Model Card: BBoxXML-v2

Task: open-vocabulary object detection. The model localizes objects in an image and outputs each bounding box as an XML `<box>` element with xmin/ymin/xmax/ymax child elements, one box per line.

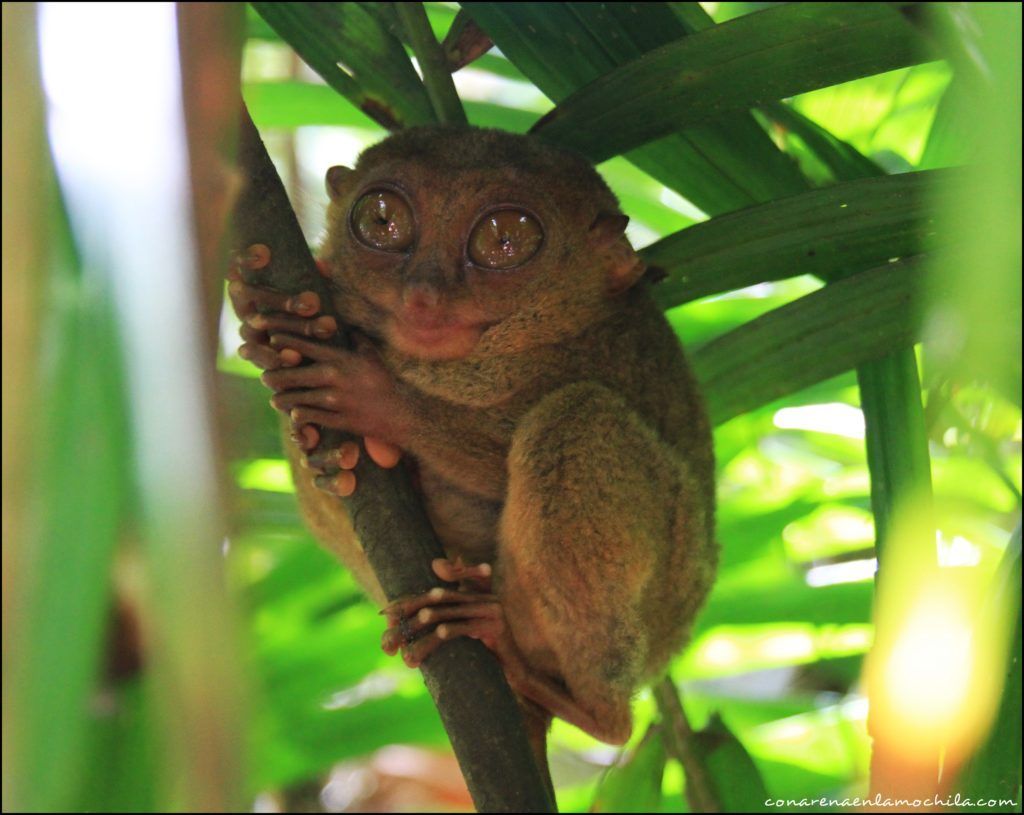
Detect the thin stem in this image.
<box><xmin>654</xmin><ymin>676</ymin><xmax>721</xmax><ymax>813</ymax></box>
<box><xmin>396</xmin><ymin>2</ymin><xmax>468</xmax><ymax>125</ymax></box>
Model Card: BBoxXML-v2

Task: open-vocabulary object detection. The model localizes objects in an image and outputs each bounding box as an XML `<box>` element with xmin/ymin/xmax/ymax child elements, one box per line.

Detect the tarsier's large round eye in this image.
<box><xmin>351</xmin><ymin>190</ymin><xmax>415</xmax><ymax>252</ymax></box>
<box><xmin>468</xmin><ymin>209</ymin><xmax>543</xmax><ymax>270</ymax></box>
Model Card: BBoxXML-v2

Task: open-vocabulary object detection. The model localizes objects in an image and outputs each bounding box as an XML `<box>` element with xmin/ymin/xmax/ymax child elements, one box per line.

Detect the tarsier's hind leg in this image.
<box><xmin>498</xmin><ymin>383</ymin><xmax>708</xmax><ymax>745</ymax></box>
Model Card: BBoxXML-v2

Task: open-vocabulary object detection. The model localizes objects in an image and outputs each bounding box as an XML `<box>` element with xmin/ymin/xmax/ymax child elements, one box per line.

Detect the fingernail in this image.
<box><xmin>313</xmin><ymin>316</ymin><xmax>337</xmax><ymax>339</ymax></box>
<box><xmin>244</xmin><ymin>243</ymin><xmax>271</xmax><ymax>269</ymax></box>
<box><xmin>298</xmin><ymin>426</ymin><xmax>318</xmax><ymax>451</ymax></box>
<box><xmin>250</xmin><ymin>314</ymin><xmax>268</xmax><ymax>329</ymax></box>
<box><xmin>290</xmin><ymin>292</ymin><xmax>319</xmax><ymax>315</ymax></box>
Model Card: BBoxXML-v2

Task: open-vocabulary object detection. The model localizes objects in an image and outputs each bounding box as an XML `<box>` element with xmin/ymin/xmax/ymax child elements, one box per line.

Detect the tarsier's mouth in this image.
<box><xmin>387</xmin><ymin>314</ymin><xmax>493</xmax><ymax>360</ymax></box>
<box><xmin>342</xmin><ymin>287</ymin><xmax>496</xmax><ymax>361</ymax></box>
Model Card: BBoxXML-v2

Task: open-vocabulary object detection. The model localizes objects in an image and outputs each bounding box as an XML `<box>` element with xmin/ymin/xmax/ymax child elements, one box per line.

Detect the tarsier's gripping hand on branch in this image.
<box><xmin>228</xmin><ymin>262</ymin><xmax>403</xmax><ymax>495</ymax></box>
<box><xmin>228</xmin><ymin>126</ymin><xmax>717</xmax><ymax>751</ymax></box>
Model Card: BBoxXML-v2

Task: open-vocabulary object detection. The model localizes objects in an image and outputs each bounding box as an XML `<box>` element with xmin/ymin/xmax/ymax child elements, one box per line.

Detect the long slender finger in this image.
<box><xmin>289</xmin><ymin>406</ymin><xmax>350</xmax><ymax>430</ymax></box>
<box><xmin>248</xmin><ymin>313</ymin><xmax>337</xmax><ymax>340</ymax></box>
<box><xmin>239</xmin><ymin>322</ymin><xmax>266</xmax><ymax>345</ymax></box>
<box><xmin>238</xmin><ymin>341</ymin><xmax>282</xmax><ymax>371</ymax></box>
<box><xmin>271</xmin><ymin>387</ymin><xmax>346</xmax><ymax>414</ymax></box>
<box><xmin>306</xmin><ymin>441</ymin><xmax>360</xmax><ymax>473</ymax></box>
<box><xmin>262</xmin><ymin>361</ymin><xmax>341</xmax><ymax>392</ymax></box>
<box><xmin>270</xmin><ymin>332</ymin><xmax>351</xmax><ymax>362</ymax></box>
<box><xmin>400</xmin><ymin>630</ymin><xmax>445</xmax><ymax>666</ymax></box>
<box><xmin>240</xmin><ymin>322</ymin><xmax>300</xmax><ymax>369</ymax></box>
<box><xmin>395</xmin><ymin>600</ymin><xmax>503</xmax><ymax>645</ymax></box>
<box><xmin>240</xmin><ymin>324</ymin><xmax>301</xmax><ymax>369</ymax></box>
<box><xmin>229</xmin><ymin>278</ymin><xmax>319</xmax><ymax>319</ymax></box>
<box><xmin>381</xmin><ymin>600</ymin><xmax>502</xmax><ymax>653</ymax></box>
<box><xmin>382</xmin><ymin>588</ymin><xmax>498</xmax><ymax>621</ymax></box>
<box><xmin>401</xmin><ymin>617</ymin><xmax>505</xmax><ymax>667</ymax></box>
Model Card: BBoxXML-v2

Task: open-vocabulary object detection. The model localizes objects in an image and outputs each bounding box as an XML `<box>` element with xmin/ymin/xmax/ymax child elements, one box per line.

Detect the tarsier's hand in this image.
<box><xmin>261</xmin><ymin>332</ymin><xmax>409</xmax><ymax>494</ymax></box>
<box><xmin>227</xmin><ymin>248</ymin><xmax>403</xmax><ymax>495</ymax></box>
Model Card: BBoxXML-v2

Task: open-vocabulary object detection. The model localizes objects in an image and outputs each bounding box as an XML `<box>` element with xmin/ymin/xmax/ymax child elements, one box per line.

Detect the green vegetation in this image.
<box><xmin>4</xmin><ymin>3</ymin><xmax>1020</xmax><ymax>812</ymax></box>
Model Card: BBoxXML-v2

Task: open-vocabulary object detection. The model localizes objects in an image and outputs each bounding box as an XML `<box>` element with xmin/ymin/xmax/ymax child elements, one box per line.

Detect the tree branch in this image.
<box><xmin>230</xmin><ymin>105</ymin><xmax>553</xmax><ymax>813</ymax></box>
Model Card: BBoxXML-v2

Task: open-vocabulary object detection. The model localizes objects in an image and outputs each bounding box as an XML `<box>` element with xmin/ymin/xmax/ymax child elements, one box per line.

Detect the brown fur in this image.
<box><xmin>295</xmin><ymin>126</ymin><xmax>716</xmax><ymax>744</ymax></box>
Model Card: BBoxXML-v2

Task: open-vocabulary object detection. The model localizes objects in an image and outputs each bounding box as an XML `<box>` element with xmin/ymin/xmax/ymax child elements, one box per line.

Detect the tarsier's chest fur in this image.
<box><xmin>393</xmin><ymin>287</ymin><xmax>715</xmax><ymax>573</ymax></box>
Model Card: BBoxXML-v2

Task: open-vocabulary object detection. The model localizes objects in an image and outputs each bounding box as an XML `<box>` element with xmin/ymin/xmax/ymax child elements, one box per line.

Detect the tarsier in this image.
<box><xmin>229</xmin><ymin>126</ymin><xmax>716</xmax><ymax>772</ymax></box>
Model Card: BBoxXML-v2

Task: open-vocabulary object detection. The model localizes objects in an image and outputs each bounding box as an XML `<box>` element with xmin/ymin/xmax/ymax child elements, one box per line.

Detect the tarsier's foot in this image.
<box><xmin>382</xmin><ymin>560</ymin><xmax>619</xmax><ymax>740</ymax></box>
<box><xmin>381</xmin><ymin>558</ymin><xmax>499</xmax><ymax>666</ymax></box>
<box><xmin>382</xmin><ymin>585</ymin><xmax>504</xmax><ymax>667</ymax></box>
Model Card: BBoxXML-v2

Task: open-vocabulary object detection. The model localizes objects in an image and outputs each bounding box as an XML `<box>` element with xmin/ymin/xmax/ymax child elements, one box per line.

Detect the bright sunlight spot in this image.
<box><xmin>236</xmin><ymin>459</ymin><xmax>295</xmax><ymax>493</ymax></box>
<box><xmin>805</xmin><ymin>558</ymin><xmax>878</xmax><ymax>587</ymax></box>
<box><xmin>774</xmin><ymin>403</ymin><xmax>866</xmax><ymax>439</ymax></box>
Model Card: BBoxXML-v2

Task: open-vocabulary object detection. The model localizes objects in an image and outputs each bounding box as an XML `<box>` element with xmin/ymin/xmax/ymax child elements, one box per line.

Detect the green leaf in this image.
<box><xmin>857</xmin><ymin>350</ymin><xmax>934</xmax><ymax>551</ymax></box>
<box><xmin>759</xmin><ymin>67</ymin><xmax>937</xmax><ymax>566</ymax></box>
<box><xmin>917</xmin><ymin>78</ymin><xmax>972</xmax><ymax>169</ymax></box>
<box><xmin>10</xmin><ymin>179</ymin><xmax>131</xmax><ymax>811</ymax></box>
<box><xmin>590</xmin><ymin>725</ymin><xmax>667</xmax><ymax>813</ymax></box>
<box><xmin>762</xmin><ymin>101</ymin><xmax>885</xmax><ymax>182</ymax></box>
<box><xmin>693</xmin><ymin>257</ymin><xmax>927</xmax><ymax>426</ymax></box>
<box><xmin>696</xmin><ymin>572</ymin><xmax>873</xmax><ymax>635</ymax></box>
<box><xmin>252</xmin><ymin>2</ymin><xmax>436</xmax><ymax>129</ymax></box>
<box><xmin>531</xmin><ymin>3</ymin><xmax>940</xmax><ymax>163</ymax></box>
<box><xmin>788</xmin><ymin>62</ymin><xmax>952</xmax><ymax>170</ymax></box>
<box><xmin>243</xmin><ymin>80</ymin><xmax>538</xmax><ymax>133</ymax></box>
<box><xmin>696</xmin><ymin>714</ymin><xmax>771</xmax><ymax>812</ymax></box>
<box><xmin>463</xmin><ymin>2</ymin><xmax>809</xmax><ymax>215</ymax></box>
<box><xmin>644</xmin><ymin>170</ymin><xmax>950</xmax><ymax>307</ymax></box>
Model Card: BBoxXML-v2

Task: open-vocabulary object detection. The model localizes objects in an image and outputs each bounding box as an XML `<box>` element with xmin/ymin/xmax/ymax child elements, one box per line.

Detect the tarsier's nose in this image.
<box><xmin>401</xmin><ymin>279</ymin><xmax>443</xmax><ymax>320</ymax></box>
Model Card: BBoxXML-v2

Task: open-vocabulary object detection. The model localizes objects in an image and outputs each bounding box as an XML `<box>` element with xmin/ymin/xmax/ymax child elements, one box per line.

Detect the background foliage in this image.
<box><xmin>3</xmin><ymin>2</ymin><xmax>1020</xmax><ymax>812</ymax></box>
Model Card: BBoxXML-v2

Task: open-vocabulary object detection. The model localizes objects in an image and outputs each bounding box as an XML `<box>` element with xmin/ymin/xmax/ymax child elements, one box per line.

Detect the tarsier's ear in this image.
<box><xmin>325</xmin><ymin>165</ymin><xmax>355</xmax><ymax>202</ymax></box>
<box><xmin>589</xmin><ymin>212</ymin><xmax>646</xmax><ymax>295</ymax></box>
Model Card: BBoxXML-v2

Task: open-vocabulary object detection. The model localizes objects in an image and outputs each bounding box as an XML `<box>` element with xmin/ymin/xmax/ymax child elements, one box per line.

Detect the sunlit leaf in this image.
<box><xmin>252</xmin><ymin>3</ymin><xmax>436</xmax><ymax>129</ymax></box>
<box><xmin>464</xmin><ymin>2</ymin><xmax>809</xmax><ymax>215</ymax></box>
<box><xmin>645</xmin><ymin>170</ymin><xmax>950</xmax><ymax>307</ymax></box>
<box><xmin>697</xmin><ymin>715</ymin><xmax>770</xmax><ymax>812</ymax></box>
<box><xmin>532</xmin><ymin>4</ymin><xmax>939</xmax><ymax>163</ymax></box>
<box><xmin>694</xmin><ymin>258</ymin><xmax>927</xmax><ymax>425</ymax></box>
<box><xmin>590</xmin><ymin>725</ymin><xmax>666</xmax><ymax>813</ymax></box>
